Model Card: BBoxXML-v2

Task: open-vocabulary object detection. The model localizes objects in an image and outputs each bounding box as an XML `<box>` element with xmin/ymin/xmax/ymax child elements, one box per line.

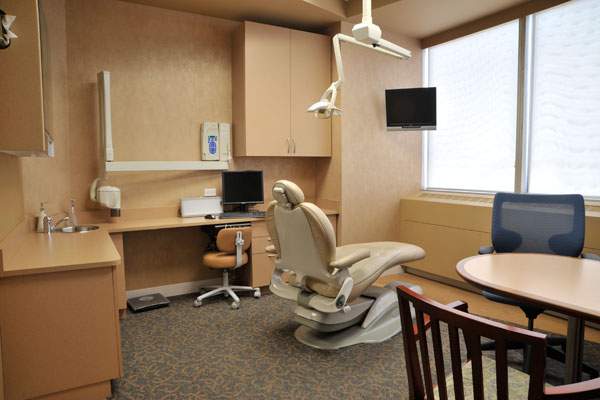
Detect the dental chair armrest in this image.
<box><xmin>306</xmin><ymin>276</ymin><xmax>354</xmax><ymax>313</ymax></box>
<box><xmin>329</xmin><ymin>248</ymin><xmax>370</xmax><ymax>270</ymax></box>
<box><xmin>265</xmin><ymin>244</ymin><xmax>277</xmax><ymax>255</ymax></box>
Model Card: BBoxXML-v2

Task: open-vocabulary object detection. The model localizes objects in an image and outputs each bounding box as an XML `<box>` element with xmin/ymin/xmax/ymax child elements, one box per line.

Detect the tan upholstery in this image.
<box><xmin>273</xmin><ymin>180</ymin><xmax>304</xmax><ymax>206</ymax></box>
<box><xmin>203</xmin><ymin>227</ymin><xmax>251</xmax><ymax>269</ymax></box>
<box><xmin>267</xmin><ymin>180</ymin><xmax>426</xmax><ymax>302</ymax></box>
<box><xmin>203</xmin><ymin>252</ymin><xmax>249</xmax><ymax>269</ymax></box>
<box><xmin>216</xmin><ymin>227</ymin><xmax>251</xmax><ymax>254</ymax></box>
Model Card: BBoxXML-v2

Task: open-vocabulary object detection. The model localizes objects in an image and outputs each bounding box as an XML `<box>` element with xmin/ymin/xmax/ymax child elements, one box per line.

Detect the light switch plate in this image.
<box><xmin>204</xmin><ymin>188</ymin><xmax>217</xmax><ymax>197</ymax></box>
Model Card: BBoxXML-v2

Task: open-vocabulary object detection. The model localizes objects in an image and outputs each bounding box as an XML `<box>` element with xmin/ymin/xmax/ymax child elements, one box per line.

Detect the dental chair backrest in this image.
<box><xmin>266</xmin><ymin>180</ymin><xmax>340</xmax><ymax>290</ymax></box>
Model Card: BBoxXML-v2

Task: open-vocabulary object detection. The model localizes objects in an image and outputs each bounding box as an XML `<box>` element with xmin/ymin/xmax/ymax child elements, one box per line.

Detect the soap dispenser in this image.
<box><xmin>36</xmin><ymin>202</ymin><xmax>47</xmax><ymax>232</ymax></box>
<box><xmin>68</xmin><ymin>199</ymin><xmax>78</xmax><ymax>227</ymax></box>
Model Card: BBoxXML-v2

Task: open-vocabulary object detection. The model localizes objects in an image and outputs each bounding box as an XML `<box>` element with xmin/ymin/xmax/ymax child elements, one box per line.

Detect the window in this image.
<box><xmin>528</xmin><ymin>0</ymin><xmax>600</xmax><ymax>196</ymax></box>
<box><xmin>425</xmin><ymin>21</ymin><xmax>519</xmax><ymax>192</ymax></box>
<box><xmin>423</xmin><ymin>0</ymin><xmax>600</xmax><ymax>198</ymax></box>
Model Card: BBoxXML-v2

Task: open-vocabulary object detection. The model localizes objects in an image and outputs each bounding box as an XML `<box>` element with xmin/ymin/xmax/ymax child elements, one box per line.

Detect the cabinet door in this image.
<box><xmin>244</xmin><ymin>22</ymin><xmax>291</xmax><ymax>156</ymax></box>
<box><xmin>0</xmin><ymin>0</ymin><xmax>46</xmax><ymax>153</ymax></box>
<box><xmin>290</xmin><ymin>30</ymin><xmax>331</xmax><ymax>157</ymax></box>
<box><xmin>0</xmin><ymin>268</ymin><xmax>120</xmax><ymax>399</ymax></box>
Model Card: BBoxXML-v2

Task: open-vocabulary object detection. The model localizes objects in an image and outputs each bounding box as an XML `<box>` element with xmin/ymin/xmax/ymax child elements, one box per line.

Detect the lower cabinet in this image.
<box><xmin>0</xmin><ymin>266</ymin><xmax>122</xmax><ymax>400</ymax></box>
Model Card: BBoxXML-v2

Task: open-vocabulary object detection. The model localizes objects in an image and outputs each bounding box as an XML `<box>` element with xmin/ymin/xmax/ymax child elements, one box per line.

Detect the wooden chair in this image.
<box><xmin>397</xmin><ymin>286</ymin><xmax>600</xmax><ymax>400</ymax></box>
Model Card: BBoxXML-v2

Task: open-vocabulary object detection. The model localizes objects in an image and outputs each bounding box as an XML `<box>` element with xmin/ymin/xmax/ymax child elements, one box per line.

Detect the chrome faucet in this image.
<box><xmin>44</xmin><ymin>213</ymin><xmax>70</xmax><ymax>234</ymax></box>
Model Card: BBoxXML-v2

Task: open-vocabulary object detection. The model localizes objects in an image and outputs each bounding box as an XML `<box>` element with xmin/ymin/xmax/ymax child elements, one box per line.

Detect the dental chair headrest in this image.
<box><xmin>273</xmin><ymin>180</ymin><xmax>305</xmax><ymax>207</ymax></box>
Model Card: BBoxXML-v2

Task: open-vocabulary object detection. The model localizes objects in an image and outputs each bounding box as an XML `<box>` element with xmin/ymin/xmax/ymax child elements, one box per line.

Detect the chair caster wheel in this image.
<box><xmin>231</xmin><ymin>302</ymin><xmax>239</xmax><ymax>310</ymax></box>
<box><xmin>223</xmin><ymin>292</ymin><xmax>229</xmax><ymax>298</ymax></box>
<box><xmin>193</xmin><ymin>300</ymin><xmax>202</xmax><ymax>307</ymax></box>
<box><xmin>254</xmin><ymin>290</ymin><xmax>261</xmax><ymax>298</ymax></box>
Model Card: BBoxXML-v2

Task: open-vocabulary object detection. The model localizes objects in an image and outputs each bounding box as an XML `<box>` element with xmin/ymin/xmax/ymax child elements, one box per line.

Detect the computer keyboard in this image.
<box><xmin>219</xmin><ymin>211</ymin><xmax>266</xmax><ymax>219</ymax></box>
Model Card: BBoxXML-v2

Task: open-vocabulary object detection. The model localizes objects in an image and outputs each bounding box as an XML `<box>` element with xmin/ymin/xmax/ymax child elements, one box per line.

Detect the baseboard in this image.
<box><xmin>381</xmin><ymin>265</ymin><xmax>405</xmax><ymax>277</ymax></box>
<box><xmin>126</xmin><ymin>278</ymin><xmax>222</xmax><ymax>299</ymax></box>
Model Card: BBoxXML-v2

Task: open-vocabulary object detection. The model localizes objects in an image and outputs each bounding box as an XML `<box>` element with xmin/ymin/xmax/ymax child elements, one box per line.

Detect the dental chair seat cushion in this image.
<box><xmin>288</xmin><ymin>242</ymin><xmax>425</xmax><ymax>301</ymax></box>
<box><xmin>203</xmin><ymin>252</ymin><xmax>248</xmax><ymax>269</ymax></box>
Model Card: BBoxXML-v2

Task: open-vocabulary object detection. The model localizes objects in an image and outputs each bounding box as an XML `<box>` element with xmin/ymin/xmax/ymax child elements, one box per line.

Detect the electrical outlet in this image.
<box><xmin>204</xmin><ymin>188</ymin><xmax>217</xmax><ymax>197</ymax></box>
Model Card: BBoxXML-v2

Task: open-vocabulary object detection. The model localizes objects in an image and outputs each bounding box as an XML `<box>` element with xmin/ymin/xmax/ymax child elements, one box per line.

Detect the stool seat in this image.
<box><xmin>203</xmin><ymin>252</ymin><xmax>249</xmax><ymax>269</ymax></box>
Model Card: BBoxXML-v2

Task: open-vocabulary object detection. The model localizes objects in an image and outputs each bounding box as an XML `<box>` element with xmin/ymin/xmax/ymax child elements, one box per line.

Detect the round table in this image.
<box><xmin>457</xmin><ymin>253</ymin><xmax>600</xmax><ymax>383</ymax></box>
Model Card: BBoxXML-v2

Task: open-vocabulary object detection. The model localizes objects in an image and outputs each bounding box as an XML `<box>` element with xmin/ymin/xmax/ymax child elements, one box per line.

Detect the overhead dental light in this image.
<box><xmin>307</xmin><ymin>0</ymin><xmax>411</xmax><ymax>119</ymax></box>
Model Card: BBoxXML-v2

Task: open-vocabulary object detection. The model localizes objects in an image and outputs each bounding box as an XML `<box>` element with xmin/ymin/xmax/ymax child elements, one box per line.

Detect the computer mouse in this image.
<box><xmin>205</xmin><ymin>214</ymin><xmax>216</xmax><ymax>220</ymax></box>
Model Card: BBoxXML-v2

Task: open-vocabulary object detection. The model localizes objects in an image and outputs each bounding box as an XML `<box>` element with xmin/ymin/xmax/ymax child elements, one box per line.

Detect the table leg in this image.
<box><xmin>565</xmin><ymin>316</ymin><xmax>585</xmax><ymax>384</ymax></box>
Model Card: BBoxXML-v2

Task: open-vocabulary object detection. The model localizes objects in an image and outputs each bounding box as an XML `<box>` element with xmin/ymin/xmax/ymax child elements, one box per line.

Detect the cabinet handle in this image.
<box><xmin>287</xmin><ymin>138</ymin><xmax>290</xmax><ymax>154</ymax></box>
<box><xmin>293</xmin><ymin>138</ymin><xmax>296</xmax><ymax>154</ymax></box>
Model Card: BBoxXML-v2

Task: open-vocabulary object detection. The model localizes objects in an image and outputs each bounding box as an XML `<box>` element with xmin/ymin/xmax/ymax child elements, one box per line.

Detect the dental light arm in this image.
<box><xmin>307</xmin><ymin>0</ymin><xmax>411</xmax><ymax>119</ymax></box>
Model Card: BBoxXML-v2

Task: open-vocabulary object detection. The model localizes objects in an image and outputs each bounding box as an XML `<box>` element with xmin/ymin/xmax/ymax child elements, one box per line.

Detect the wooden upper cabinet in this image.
<box><xmin>290</xmin><ymin>29</ymin><xmax>331</xmax><ymax>157</ymax></box>
<box><xmin>232</xmin><ymin>21</ymin><xmax>331</xmax><ymax>157</ymax></box>
<box><xmin>0</xmin><ymin>0</ymin><xmax>58</xmax><ymax>157</ymax></box>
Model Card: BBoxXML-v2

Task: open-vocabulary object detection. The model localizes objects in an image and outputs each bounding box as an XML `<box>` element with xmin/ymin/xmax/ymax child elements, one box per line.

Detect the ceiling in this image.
<box><xmin>121</xmin><ymin>0</ymin><xmax>531</xmax><ymax>39</ymax></box>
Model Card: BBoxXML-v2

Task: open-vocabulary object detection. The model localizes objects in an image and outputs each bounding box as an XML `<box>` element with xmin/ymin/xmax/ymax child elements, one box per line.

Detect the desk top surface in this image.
<box><xmin>457</xmin><ymin>253</ymin><xmax>600</xmax><ymax>323</ymax></box>
<box><xmin>91</xmin><ymin>208</ymin><xmax>337</xmax><ymax>233</ymax></box>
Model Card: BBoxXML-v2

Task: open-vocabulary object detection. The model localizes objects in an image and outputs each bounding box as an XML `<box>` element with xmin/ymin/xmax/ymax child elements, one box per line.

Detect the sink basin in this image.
<box><xmin>54</xmin><ymin>225</ymin><xmax>100</xmax><ymax>233</ymax></box>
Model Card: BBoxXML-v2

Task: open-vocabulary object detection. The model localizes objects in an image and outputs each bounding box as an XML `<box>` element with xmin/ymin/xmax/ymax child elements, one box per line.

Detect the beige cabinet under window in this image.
<box><xmin>232</xmin><ymin>21</ymin><xmax>331</xmax><ymax>157</ymax></box>
<box><xmin>0</xmin><ymin>0</ymin><xmax>62</xmax><ymax>156</ymax></box>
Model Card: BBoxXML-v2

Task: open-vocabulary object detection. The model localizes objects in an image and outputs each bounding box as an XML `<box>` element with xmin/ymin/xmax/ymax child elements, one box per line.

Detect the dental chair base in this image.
<box><xmin>293</xmin><ymin>281</ymin><xmax>422</xmax><ymax>350</ymax></box>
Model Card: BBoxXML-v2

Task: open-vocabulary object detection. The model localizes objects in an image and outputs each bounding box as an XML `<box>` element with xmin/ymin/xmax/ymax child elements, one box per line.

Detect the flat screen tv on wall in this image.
<box><xmin>385</xmin><ymin>87</ymin><xmax>436</xmax><ymax>131</ymax></box>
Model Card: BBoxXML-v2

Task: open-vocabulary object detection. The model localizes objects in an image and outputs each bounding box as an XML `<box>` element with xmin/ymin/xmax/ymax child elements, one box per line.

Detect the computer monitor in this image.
<box><xmin>222</xmin><ymin>170</ymin><xmax>264</xmax><ymax>212</ymax></box>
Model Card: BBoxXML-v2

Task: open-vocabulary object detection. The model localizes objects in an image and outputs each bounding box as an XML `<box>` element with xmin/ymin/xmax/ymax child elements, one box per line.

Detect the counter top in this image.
<box><xmin>0</xmin><ymin>227</ymin><xmax>120</xmax><ymax>277</ymax></box>
<box><xmin>0</xmin><ymin>206</ymin><xmax>338</xmax><ymax>277</ymax></box>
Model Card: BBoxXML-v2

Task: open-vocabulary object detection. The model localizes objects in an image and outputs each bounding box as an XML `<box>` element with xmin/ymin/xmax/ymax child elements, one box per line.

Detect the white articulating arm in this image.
<box><xmin>307</xmin><ymin>0</ymin><xmax>411</xmax><ymax>119</ymax></box>
<box><xmin>98</xmin><ymin>71</ymin><xmax>114</xmax><ymax>162</ymax></box>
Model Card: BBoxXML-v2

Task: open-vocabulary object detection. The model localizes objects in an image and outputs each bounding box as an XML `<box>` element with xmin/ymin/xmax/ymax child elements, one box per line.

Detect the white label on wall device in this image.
<box><xmin>201</xmin><ymin>122</ymin><xmax>219</xmax><ymax>160</ymax></box>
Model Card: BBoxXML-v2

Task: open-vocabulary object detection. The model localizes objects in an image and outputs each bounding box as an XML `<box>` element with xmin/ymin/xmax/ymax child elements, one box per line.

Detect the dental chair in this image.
<box><xmin>266</xmin><ymin>180</ymin><xmax>426</xmax><ymax>349</ymax></box>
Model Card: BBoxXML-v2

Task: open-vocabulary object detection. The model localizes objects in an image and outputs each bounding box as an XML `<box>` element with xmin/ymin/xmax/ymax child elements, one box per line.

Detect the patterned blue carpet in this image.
<box><xmin>110</xmin><ymin>293</ymin><xmax>600</xmax><ymax>399</ymax></box>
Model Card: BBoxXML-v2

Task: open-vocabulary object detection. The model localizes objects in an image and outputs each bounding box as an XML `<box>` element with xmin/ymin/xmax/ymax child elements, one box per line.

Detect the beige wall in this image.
<box><xmin>315</xmin><ymin>22</ymin><xmax>423</xmax><ymax>245</ymax></box>
<box><xmin>0</xmin><ymin>155</ymin><xmax>24</xmax><ymax>241</ymax></box>
<box><xmin>19</xmin><ymin>0</ymin><xmax>316</xmax><ymax>219</ymax></box>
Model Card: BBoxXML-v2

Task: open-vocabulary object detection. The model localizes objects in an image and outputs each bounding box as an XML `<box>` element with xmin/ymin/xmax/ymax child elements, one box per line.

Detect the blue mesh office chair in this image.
<box><xmin>479</xmin><ymin>192</ymin><xmax>599</xmax><ymax>377</ymax></box>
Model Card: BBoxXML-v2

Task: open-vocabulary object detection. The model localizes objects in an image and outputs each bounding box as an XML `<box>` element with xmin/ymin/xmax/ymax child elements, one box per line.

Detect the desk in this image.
<box><xmin>90</xmin><ymin>209</ymin><xmax>337</xmax><ymax>317</ymax></box>
<box><xmin>457</xmin><ymin>253</ymin><xmax>600</xmax><ymax>384</ymax></box>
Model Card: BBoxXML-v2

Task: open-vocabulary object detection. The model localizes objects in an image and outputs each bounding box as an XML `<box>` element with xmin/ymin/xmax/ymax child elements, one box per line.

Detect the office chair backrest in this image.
<box><xmin>397</xmin><ymin>286</ymin><xmax>547</xmax><ymax>400</ymax></box>
<box><xmin>266</xmin><ymin>180</ymin><xmax>338</xmax><ymax>290</ymax></box>
<box><xmin>491</xmin><ymin>193</ymin><xmax>585</xmax><ymax>256</ymax></box>
<box><xmin>216</xmin><ymin>227</ymin><xmax>251</xmax><ymax>254</ymax></box>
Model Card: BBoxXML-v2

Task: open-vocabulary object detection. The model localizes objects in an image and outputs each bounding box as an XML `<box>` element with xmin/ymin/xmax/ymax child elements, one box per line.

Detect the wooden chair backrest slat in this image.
<box><xmin>431</xmin><ymin>319</ymin><xmax>448</xmax><ymax>400</ymax></box>
<box><xmin>448</xmin><ymin>324</ymin><xmax>465</xmax><ymax>400</ymax></box>
<box><xmin>416</xmin><ymin>310</ymin><xmax>435</xmax><ymax>400</ymax></box>
<box><xmin>495</xmin><ymin>339</ymin><xmax>509</xmax><ymax>399</ymax></box>
<box><xmin>398</xmin><ymin>296</ymin><xmax>426</xmax><ymax>399</ymax></box>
